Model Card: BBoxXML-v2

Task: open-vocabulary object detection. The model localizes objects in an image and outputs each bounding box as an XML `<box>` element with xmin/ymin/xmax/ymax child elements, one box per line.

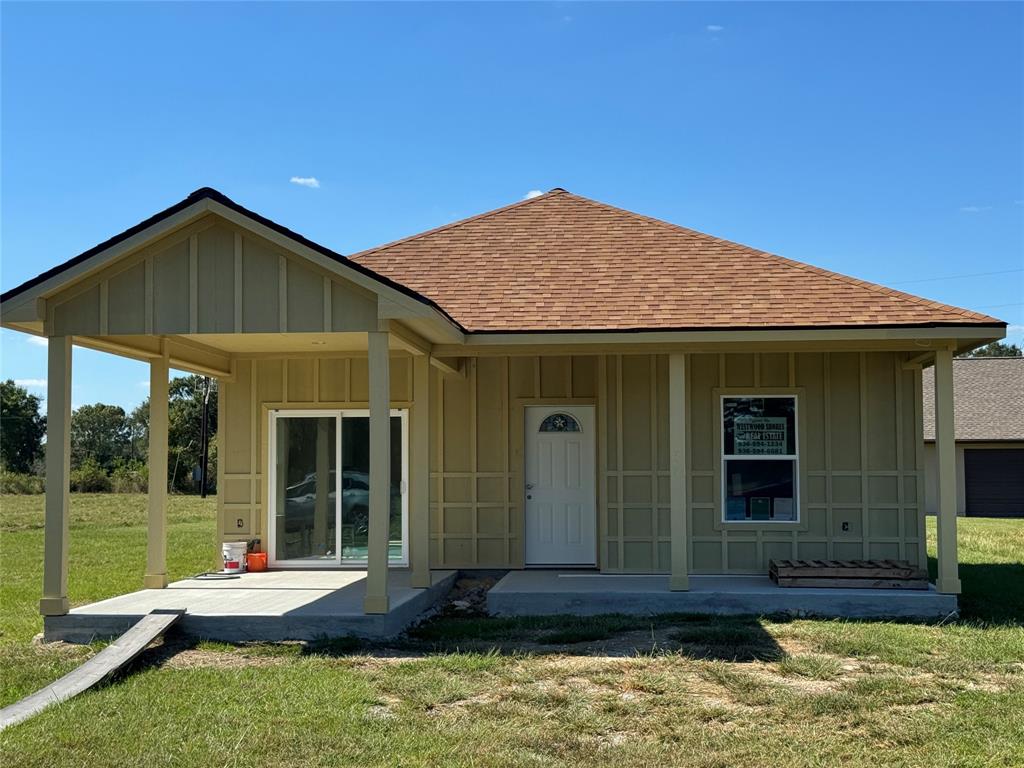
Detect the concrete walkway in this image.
<box><xmin>45</xmin><ymin>570</ymin><xmax>457</xmax><ymax>643</ymax></box>
<box><xmin>487</xmin><ymin>572</ymin><xmax>957</xmax><ymax>619</ymax></box>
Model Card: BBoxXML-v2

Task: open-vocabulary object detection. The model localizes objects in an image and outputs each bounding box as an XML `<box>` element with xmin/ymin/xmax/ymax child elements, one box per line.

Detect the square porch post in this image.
<box><xmin>409</xmin><ymin>353</ymin><xmax>431</xmax><ymax>588</ymax></box>
<box><xmin>933</xmin><ymin>348</ymin><xmax>961</xmax><ymax>595</ymax></box>
<box><xmin>144</xmin><ymin>354</ymin><xmax>169</xmax><ymax>589</ymax></box>
<box><xmin>669</xmin><ymin>353</ymin><xmax>689</xmax><ymax>590</ymax></box>
<box><xmin>364</xmin><ymin>330</ymin><xmax>391</xmax><ymax>614</ymax></box>
<box><xmin>40</xmin><ymin>336</ymin><xmax>72</xmax><ymax>616</ymax></box>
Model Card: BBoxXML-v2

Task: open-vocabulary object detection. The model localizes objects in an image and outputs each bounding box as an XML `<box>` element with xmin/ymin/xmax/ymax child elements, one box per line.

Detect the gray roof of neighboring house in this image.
<box><xmin>922</xmin><ymin>357</ymin><xmax>1024</xmax><ymax>441</ymax></box>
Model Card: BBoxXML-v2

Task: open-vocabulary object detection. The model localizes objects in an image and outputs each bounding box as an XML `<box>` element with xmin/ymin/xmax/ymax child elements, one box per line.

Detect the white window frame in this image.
<box><xmin>719</xmin><ymin>393</ymin><xmax>800</xmax><ymax>524</ymax></box>
<box><xmin>268</xmin><ymin>408</ymin><xmax>409</xmax><ymax>568</ymax></box>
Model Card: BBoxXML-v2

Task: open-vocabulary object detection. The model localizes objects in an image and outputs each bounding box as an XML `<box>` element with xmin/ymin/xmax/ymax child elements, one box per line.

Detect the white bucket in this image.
<box><xmin>222</xmin><ymin>541</ymin><xmax>248</xmax><ymax>573</ymax></box>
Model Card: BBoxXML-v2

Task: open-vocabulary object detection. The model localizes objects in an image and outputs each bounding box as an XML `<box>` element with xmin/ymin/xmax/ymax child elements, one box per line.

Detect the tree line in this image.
<box><xmin>0</xmin><ymin>375</ymin><xmax>217</xmax><ymax>494</ymax></box>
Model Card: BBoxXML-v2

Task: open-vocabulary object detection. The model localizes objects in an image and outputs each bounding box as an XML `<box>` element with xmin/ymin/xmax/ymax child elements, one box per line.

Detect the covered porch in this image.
<box><xmin>0</xmin><ymin>189</ymin><xmax>465</xmax><ymax>627</ymax></box>
<box><xmin>44</xmin><ymin>569</ymin><xmax>457</xmax><ymax>643</ymax></box>
<box><xmin>32</xmin><ymin>325</ymin><xmax>446</xmax><ymax>624</ymax></box>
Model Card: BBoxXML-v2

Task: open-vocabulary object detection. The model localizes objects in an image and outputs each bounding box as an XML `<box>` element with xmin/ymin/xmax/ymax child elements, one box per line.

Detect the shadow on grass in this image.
<box><xmin>118</xmin><ymin>549</ymin><xmax>1024</xmax><ymax>673</ymax></box>
<box><xmin>295</xmin><ymin>613</ymin><xmax>788</xmax><ymax>663</ymax></box>
<box><xmin>928</xmin><ymin>556</ymin><xmax>1024</xmax><ymax>625</ymax></box>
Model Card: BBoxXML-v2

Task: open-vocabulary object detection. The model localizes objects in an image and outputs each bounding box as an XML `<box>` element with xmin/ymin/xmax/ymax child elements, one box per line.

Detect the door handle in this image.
<box><xmin>525</xmin><ymin>483</ymin><xmax>534</xmax><ymax>490</ymax></box>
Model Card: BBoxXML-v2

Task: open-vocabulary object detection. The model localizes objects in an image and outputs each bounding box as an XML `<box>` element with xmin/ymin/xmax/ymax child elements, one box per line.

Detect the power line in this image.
<box><xmin>890</xmin><ymin>268</ymin><xmax>1024</xmax><ymax>285</ymax></box>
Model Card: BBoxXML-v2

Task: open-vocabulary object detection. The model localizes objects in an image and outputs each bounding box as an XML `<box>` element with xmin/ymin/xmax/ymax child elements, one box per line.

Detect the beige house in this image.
<box><xmin>0</xmin><ymin>188</ymin><xmax>1006</xmax><ymax>624</ymax></box>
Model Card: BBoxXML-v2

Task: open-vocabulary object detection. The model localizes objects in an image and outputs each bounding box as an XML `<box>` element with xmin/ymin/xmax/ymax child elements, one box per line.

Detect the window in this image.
<box><xmin>269</xmin><ymin>409</ymin><xmax>408</xmax><ymax>567</ymax></box>
<box><xmin>721</xmin><ymin>395</ymin><xmax>798</xmax><ymax>522</ymax></box>
<box><xmin>539</xmin><ymin>412</ymin><xmax>582</xmax><ymax>433</ymax></box>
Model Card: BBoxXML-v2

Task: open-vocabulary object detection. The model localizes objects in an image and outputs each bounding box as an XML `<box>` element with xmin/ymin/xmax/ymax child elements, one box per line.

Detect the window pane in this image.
<box><xmin>723</xmin><ymin>397</ymin><xmax>796</xmax><ymax>456</ymax></box>
<box><xmin>275</xmin><ymin>416</ymin><xmax>337</xmax><ymax>562</ymax></box>
<box><xmin>341</xmin><ymin>416</ymin><xmax>403</xmax><ymax>562</ymax></box>
<box><xmin>724</xmin><ymin>459</ymin><xmax>796</xmax><ymax>521</ymax></box>
<box><xmin>539</xmin><ymin>413</ymin><xmax>581</xmax><ymax>432</ymax></box>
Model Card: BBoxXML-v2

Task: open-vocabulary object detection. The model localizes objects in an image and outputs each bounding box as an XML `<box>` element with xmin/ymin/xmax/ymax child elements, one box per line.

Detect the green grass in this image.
<box><xmin>0</xmin><ymin>494</ymin><xmax>218</xmax><ymax>711</ymax></box>
<box><xmin>1</xmin><ymin>495</ymin><xmax>1022</xmax><ymax>767</ymax></box>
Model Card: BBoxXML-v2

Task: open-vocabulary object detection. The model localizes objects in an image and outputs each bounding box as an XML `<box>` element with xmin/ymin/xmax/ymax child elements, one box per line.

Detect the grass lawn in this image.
<box><xmin>1</xmin><ymin>494</ymin><xmax>1022</xmax><ymax>767</ymax></box>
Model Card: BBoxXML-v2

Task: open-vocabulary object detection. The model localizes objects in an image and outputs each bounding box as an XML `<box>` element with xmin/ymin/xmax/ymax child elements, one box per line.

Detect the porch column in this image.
<box><xmin>364</xmin><ymin>330</ymin><xmax>391</xmax><ymax>614</ymax></box>
<box><xmin>668</xmin><ymin>353</ymin><xmax>689</xmax><ymax>590</ymax></box>
<box><xmin>144</xmin><ymin>354</ymin><xmax>169</xmax><ymax>589</ymax></box>
<box><xmin>409</xmin><ymin>354</ymin><xmax>431</xmax><ymax>588</ymax></box>
<box><xmin>933</xmin><ymin>349</ymin><xmax>962</xmax><ymax>594</ymax></box>
<box><xmin>40</xmin><ymin>336</ymin><xmax>72</xmax><ymax>616</ymax></box>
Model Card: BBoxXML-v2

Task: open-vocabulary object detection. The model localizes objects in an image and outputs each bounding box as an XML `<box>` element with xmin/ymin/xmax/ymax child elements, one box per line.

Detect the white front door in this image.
<box><xmin>524</xmin><ymin>406</ymin><xmax>597</xmax><ymax>566</ymax></box>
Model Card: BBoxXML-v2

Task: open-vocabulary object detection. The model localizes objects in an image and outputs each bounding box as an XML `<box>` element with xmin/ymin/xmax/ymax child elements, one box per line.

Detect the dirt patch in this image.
<box><xmin>158</xmin><ymin>647</ymin><xmax>294</xmax><ymax>670</ymax></box>
<box><xmin>427</xmin><ymin>691</ymin><xmax>499</xmax><ymax>715</ymax></box>
<box><xmin>29</xmin><ymin>636</ymin><xmax>95</xmax><ymax>658</ymax></box>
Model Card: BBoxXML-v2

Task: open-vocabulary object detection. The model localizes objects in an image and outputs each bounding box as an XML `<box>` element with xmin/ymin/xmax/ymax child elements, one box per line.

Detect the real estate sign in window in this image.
<box><xmin>722</xmin><ymin>395</ymin><xmax>798</xmax><ymax>522</ymax></box>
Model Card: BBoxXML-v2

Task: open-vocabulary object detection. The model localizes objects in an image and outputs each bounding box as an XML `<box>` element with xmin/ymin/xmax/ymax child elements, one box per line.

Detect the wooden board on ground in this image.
<box><xmin>0</xmin><ymin>610</ymin><xmax>183</xmax><ymax>731</ymax></box>
<box><xmin>769</xmin><ymin>559</ymin><xmax>928</xmax><ymax>589</ymax></box>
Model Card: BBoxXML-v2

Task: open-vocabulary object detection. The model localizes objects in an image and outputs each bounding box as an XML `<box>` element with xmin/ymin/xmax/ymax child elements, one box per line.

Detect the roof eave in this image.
<box><xmin>455</xmin><ymin>323</ymin><xmax>1006</xmax><ymax>345</ymax></box>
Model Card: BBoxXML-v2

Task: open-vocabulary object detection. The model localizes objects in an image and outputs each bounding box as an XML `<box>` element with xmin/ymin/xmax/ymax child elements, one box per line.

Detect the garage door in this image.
<box><xmin>964</xmin><ymin>448</ymin><xmax>1024</xmax><ymax>518</ymax></box>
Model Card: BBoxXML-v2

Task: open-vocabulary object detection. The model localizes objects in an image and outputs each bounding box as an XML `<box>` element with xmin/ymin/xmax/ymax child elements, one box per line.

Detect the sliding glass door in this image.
<box><xmin>269</xmin><ymin>409</ymin><xmax>407</xmax><ymax>568</ymax></box>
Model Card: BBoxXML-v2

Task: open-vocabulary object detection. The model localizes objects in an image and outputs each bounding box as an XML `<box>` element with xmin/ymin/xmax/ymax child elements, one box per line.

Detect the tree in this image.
<box><xmin>70</xmin><ymin>404</ymin><xmax>130</xmax><ymax>471</ymax></box>
<box><xmin>133</xmin><ymin>375</ymin><xmax>218</xmax><ymax>492</ymax></box>
<box><xmin>961</xmin><ymin>341</ymin><xmax>1022</xmax><ymax>358</ymax></box>
<box><xmin>0</xmin><ymin>380</ymin><xmax>46</xmax><ymax>473</ymax></box>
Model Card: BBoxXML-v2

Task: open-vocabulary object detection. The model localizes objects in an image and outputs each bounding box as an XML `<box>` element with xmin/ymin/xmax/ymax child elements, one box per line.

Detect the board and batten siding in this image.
<box><xmin>427</xmin><ymin>351</ymin><xmax>924</xmax><ymax>574</ymax></box>
<box><xmin>217</xmin><ymin>350</ymin><xmax>924</xmax><ymax>575</ymax></box>
<box><xmin>686</xmin><ymin>351</ymin><xmax>924</xmax><ymax>574</ymax></box>
<box><xmin>47</xmin><ymin>218</ymin><xmax>378</xmax><ymax>337</ymax></box>
<box><xmin>217</xmin><ymin>356</ymin><xmax>415</xmax><ymax>542</ymax></box>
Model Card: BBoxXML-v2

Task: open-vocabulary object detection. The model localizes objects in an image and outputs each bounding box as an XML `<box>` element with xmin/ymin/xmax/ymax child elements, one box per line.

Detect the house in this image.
<box><xmin>923</xmin><ymin>357</ymin><xmax>1024</xmax><ymax>518</ymax></box>
<box><xmin>0</xmin><ymin>188</ymin><xmax>1007</xmax><ymax>636</ymax></box>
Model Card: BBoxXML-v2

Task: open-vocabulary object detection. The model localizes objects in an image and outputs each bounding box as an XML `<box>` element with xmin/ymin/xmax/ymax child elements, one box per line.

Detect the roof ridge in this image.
<box><xmin>558</xmin><ymin>192</ymin><xmax>1001</xmax><ymax>324</ymax></box>
<box><xmin>347</xmin><ymin>188</ymin><xmax>567</xmax><ymax>262</ymax></box>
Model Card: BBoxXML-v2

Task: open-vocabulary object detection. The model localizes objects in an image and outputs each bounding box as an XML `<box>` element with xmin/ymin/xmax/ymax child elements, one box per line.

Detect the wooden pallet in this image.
<box><xmin>769</xmin><ymin>559</ymin><xmax>928</xmax><ymax>590</ymax></box>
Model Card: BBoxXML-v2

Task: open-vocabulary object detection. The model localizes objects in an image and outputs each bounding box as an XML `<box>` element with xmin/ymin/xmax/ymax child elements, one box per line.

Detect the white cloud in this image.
<box><xmin>26</xmin><ymin>336</ymin><xmax>48</xmax><ymax>347</ymax></box>
<box><xmin>1006</xmin><ymin>324</ymin><xmax>1024</xmax><ymax>335</ymax></box>
<box><xmin>959</xmin><ymin>205</ymin><xmax>991</xmax><ymax>213</ymax></box>
<box><xmin>290</xmin><ymin>176</ymin><xmax>321</xmax><ymax>189</ymax></box>
<box><xmin>706</xmin><ymin>25</ymin><xmax>725</xmax><ymax>32</ymax></box>
<box><xmin>523</xmin><ymin>190</ymin><xmax>544</xmax><ymax>200</ymax></box>
<box><xmin>14</xmin><ymin>378</ymin><xmax>46</xmax><ymax>389</ymax></box>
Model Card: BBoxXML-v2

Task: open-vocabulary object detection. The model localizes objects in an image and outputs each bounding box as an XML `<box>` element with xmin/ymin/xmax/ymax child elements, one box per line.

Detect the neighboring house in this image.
<box><xmin>922</xmin><ymin>357</ymin><xmax>1024</xmax><ymax>518</ymax></box>
<box><xmin>0</xmin><ymin>188</ymin><xmax>1006</xmax><ymax>622</ymax></box>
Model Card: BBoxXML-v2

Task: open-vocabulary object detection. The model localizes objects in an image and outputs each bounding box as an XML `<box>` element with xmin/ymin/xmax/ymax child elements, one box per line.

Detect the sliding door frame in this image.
<box><xmin>267</xmin><ymin>408</ymin><xmax>409</xmax><ymax>569</ymax></box>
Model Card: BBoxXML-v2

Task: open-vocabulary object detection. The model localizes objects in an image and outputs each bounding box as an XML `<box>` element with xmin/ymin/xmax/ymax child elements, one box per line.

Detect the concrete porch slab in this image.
<box><xmin>45</xmin><ymin>570</ymin><xmax>457</xmax><ymax>643</ymax></box>
<box><xmin>487</xmin><ymin>572</ymin><xmax>958</xmax><ymax>620</ymax></box>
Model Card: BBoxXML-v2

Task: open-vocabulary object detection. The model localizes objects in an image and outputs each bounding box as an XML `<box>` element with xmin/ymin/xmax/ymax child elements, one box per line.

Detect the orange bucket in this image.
<box><xmin>246</xmin><ymin>552</ymin><xmax>268</xmax><ymax>572</ymax></box>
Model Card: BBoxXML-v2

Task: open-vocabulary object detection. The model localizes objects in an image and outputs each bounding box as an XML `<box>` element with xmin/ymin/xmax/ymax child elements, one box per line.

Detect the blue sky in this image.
<box><xmin>2</xmin><ymin>2</ymin><xmax>1022</xmax><ymax>412</ymax></box>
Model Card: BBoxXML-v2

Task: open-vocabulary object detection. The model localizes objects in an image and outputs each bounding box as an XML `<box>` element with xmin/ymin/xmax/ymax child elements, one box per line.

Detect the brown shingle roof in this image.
<box><xmin>922</xmin><ymin>357</ymin><xmax>1024</xmax><ymax>442</ymax></box>
<box><xmin>349</xmin><ymin>189</ymin><xmax>1002</xmax><ymax>333</ymax></box>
